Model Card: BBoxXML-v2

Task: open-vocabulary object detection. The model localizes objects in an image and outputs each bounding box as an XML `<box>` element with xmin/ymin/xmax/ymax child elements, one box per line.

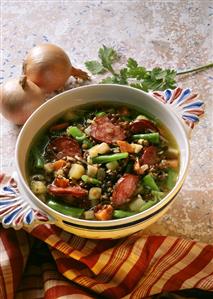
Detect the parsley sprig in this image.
<box><xmin>85</xmin><ymin>45</ymin><xmax>213</xmax><ymax>92</ymax></box>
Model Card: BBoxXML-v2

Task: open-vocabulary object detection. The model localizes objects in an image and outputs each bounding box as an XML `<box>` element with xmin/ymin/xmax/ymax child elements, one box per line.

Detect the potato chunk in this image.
<box><xmin>31</xmin><ymin>180</ymin><xmax>47</xmax><ymax>195</ymax></box>
<box><xmin>69</xmin><ymin>163</ymin><xmax>85</xmax><ymax>180</ymax></box>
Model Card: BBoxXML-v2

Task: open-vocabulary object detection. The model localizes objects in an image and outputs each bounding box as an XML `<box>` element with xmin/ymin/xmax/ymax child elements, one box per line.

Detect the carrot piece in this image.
<box><xmin>117</xmin><ymin>140</ymin><xmax>134</xmax><ymax>153</ymax></box>
<box><xmin>160</xmin><ymin>159</ymin><xmax>179</xmax><ymax>169</ymax></box>
<box><xmin>166</xmin><ymin>159</ymin><xmax>179</xmax><ymax>169</ymax></box>
<box><xmin>134</xmin><ymin>159</ymin><xmax>149</xmax><ymax>175</ymax></box>
<box><xmin>52</xmin><ymin>159</ymin><xmax>66</xmax><ymax>170</ymax></box>
<box><xmin>95</xmin><ymin>205</ymin><xmax>113</xmax><ymax>221</ymax></box>
<box><xmin>54</xmin><ymin>177</ymin><xmax>70</xmax><ymax>188</ymax></box>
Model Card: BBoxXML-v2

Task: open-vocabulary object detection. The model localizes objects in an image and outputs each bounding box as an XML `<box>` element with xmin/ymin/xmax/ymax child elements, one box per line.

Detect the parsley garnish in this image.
<box><xmin>85</xmin><ymin>45</ymin><xmax>213</xmax><ymax>91</ymax></box>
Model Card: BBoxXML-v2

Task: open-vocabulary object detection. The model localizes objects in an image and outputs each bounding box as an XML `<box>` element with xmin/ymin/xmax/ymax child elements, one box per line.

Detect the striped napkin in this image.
<box><xmin>0</xmin><ymin>175</ymin><xmax>213</xmax><ymax>299</ymax></box>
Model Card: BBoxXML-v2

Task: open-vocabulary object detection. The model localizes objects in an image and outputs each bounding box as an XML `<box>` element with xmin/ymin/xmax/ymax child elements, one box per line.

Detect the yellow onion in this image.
<box><xmin>23</xmin><ymin>43</ymin><xmax>89</xmax><ymax>93</ymax></box>
<box><xmin>0</xmin><ymin>75</ymin><xmax>46</xmax><ymax>125</ymax></box>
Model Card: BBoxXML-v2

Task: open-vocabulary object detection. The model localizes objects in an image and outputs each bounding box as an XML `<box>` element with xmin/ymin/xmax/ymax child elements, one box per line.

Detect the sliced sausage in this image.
<box><xmin>49</xmin><ymin>122</ymin><xmax>69</xmax><ymax>132</ymax></box>
<box><xmin>112</xmin><ymin>174</ymin><xmax>139</xmax><ymax>207</ymax></box>
<box><xmin>90</xmin><ymin>116</ymin><xmax>126</xmax><ymax>144</ymax></box>
<box><xmin>47</xmin><ymin>136</ymin><xmax>81</xmax><ymax>159</ymax></box>
<box><xmin>141</xmin><ymin>146</ymin><xmax>158</xmax><ymax>165</ymax></box>
<box><xmin>130</xmin><ymin>119</ymin><xmax>158</xmax><ymax>133</ymax></box>
<box><xmin>47</xmin><ymin>184</ymin><xmax>88</xmax><ymax>198</ymax></box>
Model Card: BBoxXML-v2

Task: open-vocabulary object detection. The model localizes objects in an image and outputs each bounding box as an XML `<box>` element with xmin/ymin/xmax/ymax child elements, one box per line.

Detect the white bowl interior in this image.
<box><xmin>15</xmin><ymin>84</ymin><xmax>189</xmax><ymax>227</ymax></box>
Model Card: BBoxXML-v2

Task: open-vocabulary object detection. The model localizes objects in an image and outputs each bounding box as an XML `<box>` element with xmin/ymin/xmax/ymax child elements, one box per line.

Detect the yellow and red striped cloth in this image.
<box><xmin>0</xmin><ymin>175</ymin><xmax>213</xmax><ymax>299</ymax></box>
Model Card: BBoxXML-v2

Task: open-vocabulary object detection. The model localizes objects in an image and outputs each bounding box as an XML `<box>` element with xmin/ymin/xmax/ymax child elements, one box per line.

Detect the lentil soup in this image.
<box><xmin>26</xmin><ymin>103</ymin><xmax>179</xmax><ymax>221</ymax></box>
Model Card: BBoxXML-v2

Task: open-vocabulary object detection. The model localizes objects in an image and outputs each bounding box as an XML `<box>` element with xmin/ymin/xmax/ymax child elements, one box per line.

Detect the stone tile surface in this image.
<box><xmin>1</xmin><ymin>0</ymin><xmax>212</xmax><ymax>242</ymax></box>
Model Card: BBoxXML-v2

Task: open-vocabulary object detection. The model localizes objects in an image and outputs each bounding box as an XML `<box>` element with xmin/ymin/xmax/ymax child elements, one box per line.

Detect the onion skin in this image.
<box><xmin>0</xmin><ymin>76</ymin><xmax>46</xmax><ymax>125</ymax></box>
<box><xmin>70</xmin><ymin>65</ymin><xmax>90</xmax><ymax>81</ymax></box>
<box><xmin>23</xmin><ymin>43</ymin><xmax>89</xmax><ymax>93</ymax></box>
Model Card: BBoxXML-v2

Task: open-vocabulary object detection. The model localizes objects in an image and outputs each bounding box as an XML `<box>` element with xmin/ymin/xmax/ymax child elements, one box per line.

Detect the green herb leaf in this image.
<box><xmin>85</xmin><ymin>60</ymin><xmax>105</xmax><ymax>75</ymax></box>
<box><xmin>127</xmin><ymin>58</ymin><xmax>138</xmax><ymax>69</ymax></box>
<box><xmin>130</xmin><ymin>82</ymin><xmax>149</xmax><ymax>92</ymax></box>
<box><xmin>84</xmin><ymin>45</ymin><xmax>212</xmax><ymax>92</ymax></box>
<box><xmin>117</xmin><ymin>68</ymin><xmax>128</xmax><ymax>84</ymax></box>
<box><xmin>98</xmin><ymin>45</ymin><xmax>118</xmax><ymax>74</ymax></box>
<box><xmin>101</xmin><ymin>76</ymin><xmax>117</xmax><ymax>84</ymax></box>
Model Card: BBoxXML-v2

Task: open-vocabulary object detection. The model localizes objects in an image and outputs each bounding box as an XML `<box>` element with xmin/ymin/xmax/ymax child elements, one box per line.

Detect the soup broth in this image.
<box><xmin>27</xmin><ymin>103</ymin><xmax>179</xmax><ymax>221</ymax></box>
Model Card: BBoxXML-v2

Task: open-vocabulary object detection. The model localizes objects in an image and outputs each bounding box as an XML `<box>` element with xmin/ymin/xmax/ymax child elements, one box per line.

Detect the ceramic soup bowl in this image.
<box><xmin>1</xmin><ymin>84</ymin><xmax>204</xmax><ymax>239</ymax></box>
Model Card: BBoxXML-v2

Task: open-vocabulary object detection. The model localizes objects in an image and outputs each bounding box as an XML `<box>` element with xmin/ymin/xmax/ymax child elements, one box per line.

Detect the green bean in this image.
<box><xmin>125</xmin><ymin>161</ymin><xmax>134</xmax><ymax>173</ymax></box>
<box><xmin>67</xmin><ymin>126</ymin><xmax>86</xmax><ymax>141</ymax></box>
<box><xmin>82</xmin><ymin>138</ymin><xmax>93</xmax><ymax>149</ymax></box>
<box><xmin>32</xmin><ymin>148</ymin><xmax>44</xmax><ymax>169</ymax></box>
<box><xmin>142</xmin><ymin>174</ymin><xmax>159</xmax><ymax>191</ymax></box>
<box><xmin>31</xmin><ymin>135</ymin><xmax>49</xmax><ymax>169</ymax></box>
<box><xmin>47</xmin><ymin>200</ymin><xmax>84</xmax><ymax>218</ymax></box>
<box><xmin>151</xmin><ymin>190</ymin><xmax>164</xmax><ymax>201</ymax></box>
<box><xmin>132</xmin><ymin>133</ymin><xmax>160</xmax><ymax>144</ymax></box>
<box><xmin>96</xmin><ymin>112</ymin><xmax>106</xmax><ymax>117</ymax></box>
<box><xmin>114</xmin><ymin>210</ymin><xmax>137</xmax><ymax>219</ymax></box>
<box><xmin>92</xmin><ymin>152</ymin><xmax>129</xmax><ymax>164</ymax></box>
<box><xmin>139</xmin><ymin>198</ymin><xmax>158</xmax><ymax>212</ymax></box>
<box><xmin>166</xmin><ymin>168</ymin><xmax>178</xmax><ymax>189</ymax></box>
<box><xmin>81</xmin><ymin>175</ymin><xmax>101</xmax><ymax>185</ymax></box>
<box><xmin>120</xmin><ymin>115</ymin><xmax>131</xmax><ymax>121</ymax></box>
<box><xmin>114</xmin><ymin>198</ymin><xmax>159</xmax><ymax>217</ymax></box>
<box><xmin>76</xmin><ymin>135</ymin><xmax>86</xmax><ymax>142</ymax></box>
